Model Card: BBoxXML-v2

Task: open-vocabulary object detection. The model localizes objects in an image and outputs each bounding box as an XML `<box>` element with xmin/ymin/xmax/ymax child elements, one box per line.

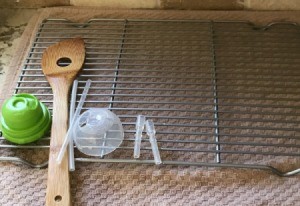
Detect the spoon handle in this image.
<box><xmin>46</xmin><ymin>79</ymin><xmax>71</xmax><ymax>206</ymax></box>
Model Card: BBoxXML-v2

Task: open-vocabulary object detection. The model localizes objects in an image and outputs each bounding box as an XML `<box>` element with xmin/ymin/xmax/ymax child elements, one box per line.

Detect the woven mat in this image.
<box><xmin>1</xmin><ymin>7</ymin><xmax>300</xmax><ymax>206</ymax></box>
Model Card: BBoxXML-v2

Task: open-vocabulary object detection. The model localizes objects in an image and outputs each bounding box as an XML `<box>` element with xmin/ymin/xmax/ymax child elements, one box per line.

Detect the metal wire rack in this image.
<box><xmin>1</xmin><ymin>19</ymin><xmax>300</xmax><ymax>176</ymax></box>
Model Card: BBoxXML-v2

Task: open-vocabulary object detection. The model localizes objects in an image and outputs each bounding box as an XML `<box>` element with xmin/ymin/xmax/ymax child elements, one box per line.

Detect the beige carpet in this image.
<box><xmin>1</xmin><ymin>7</ymin><xmax>300</xmax><ymax>206</ymax></box>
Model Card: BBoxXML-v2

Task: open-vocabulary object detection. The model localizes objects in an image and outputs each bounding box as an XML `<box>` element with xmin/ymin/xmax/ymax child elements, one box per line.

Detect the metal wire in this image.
<box><xmin>1</xmin><ymin>19</ymin><xmax>300</xmax><ymax>176</ymax></box>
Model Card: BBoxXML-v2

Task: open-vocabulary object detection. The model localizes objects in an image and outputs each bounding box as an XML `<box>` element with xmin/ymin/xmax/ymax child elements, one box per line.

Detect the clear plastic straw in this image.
<box><xmin>134</xmin><ymin>115</ymin><xmax>146</xmax><ymax>158</ymax></box>
<box><xmin>68</xmin><ymin>80</ymin><xmax>78</xmax><ymax>171</ymax></box>
<box><xmin>145</xmin><ymin>120</ymin><xmax>162</xmax><ymax>165</ymax></box>
<box><xmin>56</xmin><ymin>79</ymin><xmax>92</xmax><ymax>164</ymax></box>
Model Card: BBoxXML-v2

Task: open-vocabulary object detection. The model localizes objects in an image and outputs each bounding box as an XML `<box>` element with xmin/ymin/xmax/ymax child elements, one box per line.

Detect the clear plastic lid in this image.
<box><xmin>73</xmin><ymin>108</ymin><xmax>124</xmax><ymax>157</ymax></box>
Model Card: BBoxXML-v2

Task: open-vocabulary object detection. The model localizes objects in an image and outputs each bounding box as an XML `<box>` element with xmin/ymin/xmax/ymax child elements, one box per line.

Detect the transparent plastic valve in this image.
<box><xmin>146</xmin><ymin>120</ymin><xmax>162</xmax><ymax>165</ymax></box>
<box><xmin>134</xmin><ymin>115</ymin><xmax>146</xmax><ymax>158</ymax></box>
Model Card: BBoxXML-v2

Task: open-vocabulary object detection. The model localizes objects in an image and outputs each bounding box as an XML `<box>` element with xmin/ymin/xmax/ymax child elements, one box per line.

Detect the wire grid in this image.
<box><xmin>0</xmin><ymin>19</ymin><xmax>300</xmax><ymax>176</ymax></box>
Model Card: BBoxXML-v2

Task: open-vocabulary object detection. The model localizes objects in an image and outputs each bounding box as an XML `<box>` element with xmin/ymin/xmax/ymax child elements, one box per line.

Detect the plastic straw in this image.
<box><xmin>56</xmin><ymin>79</ymin><xmax>92</xmax><ymax>164</ymax></box>
<box><xmin>134</xmin><ymin>115</ymin><xmax>146</xmax><ymax>158</ymax></box>
<box><xmin>68</xmin><ymin>80</ymin><xmax>78</xmax><ymax>171</ymax></box>
<box><xmin>145</xmin><ymin>120</ymin><xmax>162</xmax><ymax>165</ymax></box>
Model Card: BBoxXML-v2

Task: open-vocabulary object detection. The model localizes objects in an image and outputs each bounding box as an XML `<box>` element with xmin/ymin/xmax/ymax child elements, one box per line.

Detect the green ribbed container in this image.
<box><xmin>0</xmin><ymin>94</ymin><xmax>52</xmax><ymax>144</ymax></box>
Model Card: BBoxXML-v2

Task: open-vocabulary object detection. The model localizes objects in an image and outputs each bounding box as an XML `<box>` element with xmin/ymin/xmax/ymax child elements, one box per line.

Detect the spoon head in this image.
<box><xmin>41</xmin><ymin>38</ymin><xmax>85</xmax><ymax>85</ymax></box>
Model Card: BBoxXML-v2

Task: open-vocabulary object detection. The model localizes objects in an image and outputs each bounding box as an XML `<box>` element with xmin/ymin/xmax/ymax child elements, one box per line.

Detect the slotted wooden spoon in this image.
<box><xmin>41</xmin><ymin>38</ymin><xmax>85</xmax><ymax>206</ymax></box>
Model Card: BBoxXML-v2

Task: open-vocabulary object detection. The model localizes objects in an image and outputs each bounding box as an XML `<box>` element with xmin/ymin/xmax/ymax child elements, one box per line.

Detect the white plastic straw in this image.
<box><xmin>145</xmin><ymin>120</ymin><xmax>162</xmax><ymax>165</ymax></box>
<box><xmin>56</xmin><ymin>79</ymin><xmax>92</xmax><ymax>164</ymax></box>
<box><xmin>68</xmin><ymin>80</ymin><xmax>78</xmax><ymax>171</ymax></box>
<box><xmin>134</xmin><ymin>115</ymin><xmax>146</xmax><ymax>158</ymax></box>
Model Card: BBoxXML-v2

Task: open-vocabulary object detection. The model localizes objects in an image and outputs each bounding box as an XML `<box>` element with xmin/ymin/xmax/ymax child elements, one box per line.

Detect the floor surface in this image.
<box><xmin>0</xmin><ymin>9</ymin><xmax>36</xmax><ymax>90</ymax></box>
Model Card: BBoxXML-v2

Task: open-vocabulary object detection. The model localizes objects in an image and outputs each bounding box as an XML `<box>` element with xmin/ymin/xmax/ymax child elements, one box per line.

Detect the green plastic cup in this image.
<box><xmin>0</xmin><ymin>93</ymin><xmax>52</xmax><ymax>144</ymax></box>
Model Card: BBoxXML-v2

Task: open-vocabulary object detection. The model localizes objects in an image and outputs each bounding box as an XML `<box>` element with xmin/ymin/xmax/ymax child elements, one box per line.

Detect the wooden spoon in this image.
<box><xmin>41</xmin><ymin>38</ymin><xmax>85</xmax><ymax>206</ymax></box>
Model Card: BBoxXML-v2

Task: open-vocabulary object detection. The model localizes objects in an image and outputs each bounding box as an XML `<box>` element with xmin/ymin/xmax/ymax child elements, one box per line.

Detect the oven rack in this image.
<box><xmin>1</xmin><ymin>19</ymin><xmax>300</xmax><ymax>176</ymax></box>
